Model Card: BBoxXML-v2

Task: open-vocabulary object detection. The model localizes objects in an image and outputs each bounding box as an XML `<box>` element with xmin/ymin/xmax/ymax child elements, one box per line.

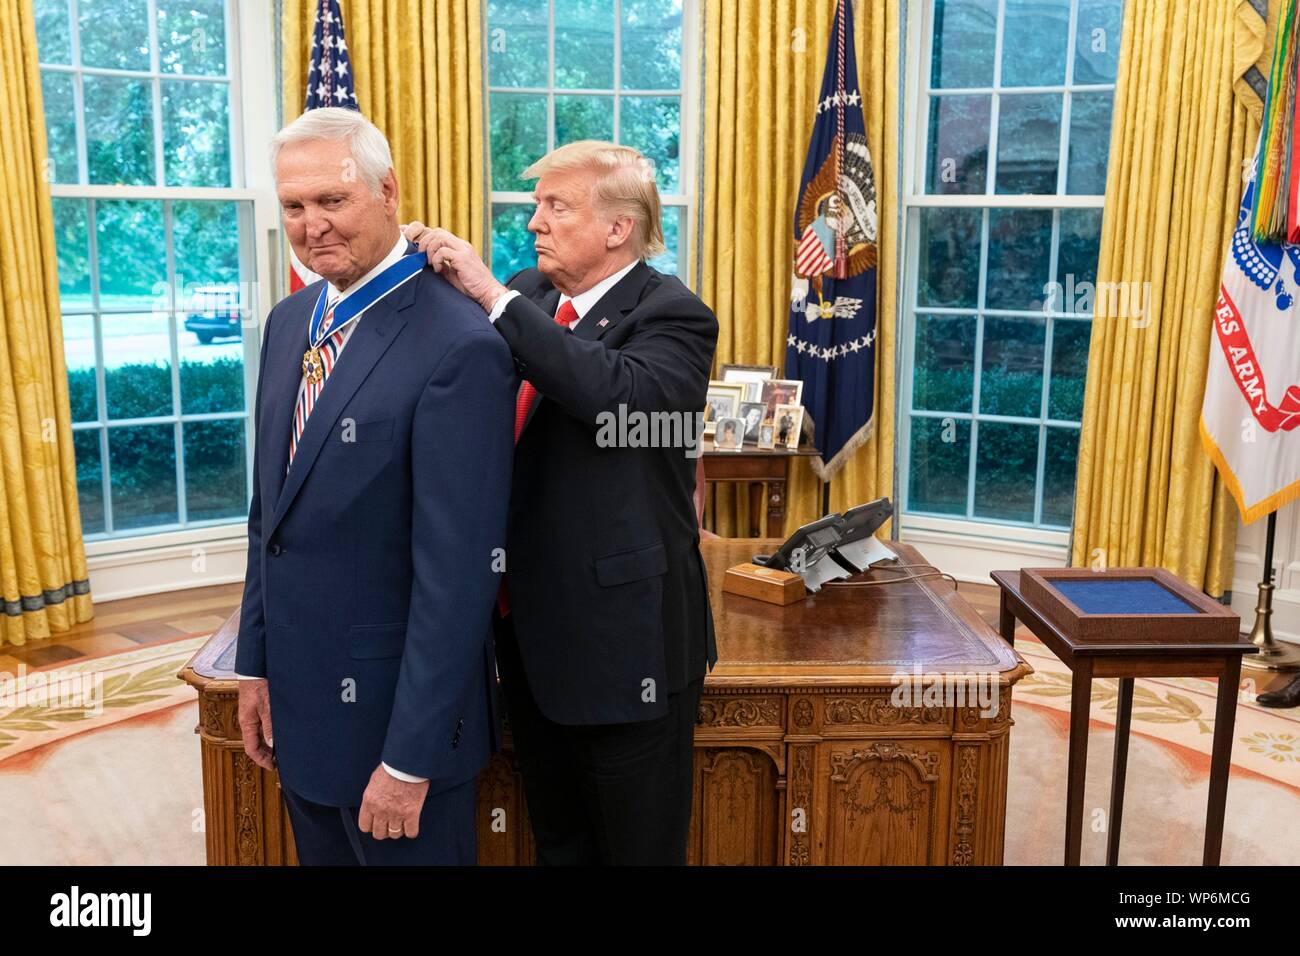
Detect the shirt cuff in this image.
<box><xmin>381</xmin><ymin>761</ymin><xmax>428</xmax><ymax>784</ymax></box>
<box><xmin>233</xmin><ymin>673</ymin><xmax>263</xmax><ymax>680</ymax></box>
<box><xmin>488</xmin><ymin>289</ymin><xmax>520</xmax><ymax>323</ymax></box>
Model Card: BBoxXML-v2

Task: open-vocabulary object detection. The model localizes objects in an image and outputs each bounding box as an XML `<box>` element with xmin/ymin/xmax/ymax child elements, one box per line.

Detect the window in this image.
<box><xmin>485</xmin><ymin>0</ymin><xmax>692</xmax><ymax>281</ymax></box>
<box><xmin>901</xmin><ymin>0</ymin><xmax>1121</xmax><ymax>530</ymax></box>
<box><xmin>35</xmin><ymin>0</ymin><xmax>258</xmax><ymax>538</ymax></box>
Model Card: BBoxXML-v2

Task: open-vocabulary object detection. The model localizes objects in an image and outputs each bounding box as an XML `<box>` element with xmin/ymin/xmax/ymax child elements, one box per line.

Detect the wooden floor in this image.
<box><xmin>0</xmin><ymin>583</ymin><xmax>243</xmax><ymax>675</ymax></box>
<box><xmin>3</xmin><ymin>576</ymin><xmax>1295</xmax><ymax>695</ymax></box>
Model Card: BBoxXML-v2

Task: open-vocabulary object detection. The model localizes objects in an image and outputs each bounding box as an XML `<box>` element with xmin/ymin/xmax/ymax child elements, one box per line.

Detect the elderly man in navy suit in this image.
<box><xmin>234</xmin><ymin>107</ymin><xmax>514</xmax><ymax>865</ymax></box>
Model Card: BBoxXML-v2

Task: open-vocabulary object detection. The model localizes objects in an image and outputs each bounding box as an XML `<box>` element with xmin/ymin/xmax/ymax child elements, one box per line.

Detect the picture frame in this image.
<box><xmin>712</xmin><ymin>416</ymin><xmax>746</xmax><ymax>451</ymax></box>
<box><xmin>756</xmin><ymin>422</ymin><xmax>776</xmax><ymax>450</ymax></box>
<box><xmin>737</xmin><ymin>401</ymin><xmax>767</xmax><ymax>442</ymax></box>
<box><xmin>704</xmin><ymin>381</ymin><xmax>747</xmax><ymax>437</ymax></box>
<box><xmin>773</xmin><ymin>403</ymin><xmax>804</xmax><ymax>450</ymax></box>
<box><xmin>720</xmin><ymin>364</ymin><xmax>778</xmax><ymax>403</ymax></box>
<box><xmin>760</xmin><ymin>379</ymin><xmax>803</xmax><ymax>418</ymax></box>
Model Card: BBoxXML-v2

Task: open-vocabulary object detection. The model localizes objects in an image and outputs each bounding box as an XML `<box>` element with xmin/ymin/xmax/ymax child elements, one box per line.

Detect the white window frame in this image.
<box><xmin>485</xmin><ymin>0</ymin><xmax>700</xmax><ymax>283</ymax></box>
<box><xmin>41</xmin><ymin>0</ymin><xmax>280</xmax><ymax>555</ymax></box>
<box><xmin>896</xmin><ymin>0</ymin><xmax>1116</xmax><ymax>575</ymax></box>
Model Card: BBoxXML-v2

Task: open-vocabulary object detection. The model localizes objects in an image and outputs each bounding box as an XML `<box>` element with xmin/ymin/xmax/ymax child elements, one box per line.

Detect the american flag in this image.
<box><xmin>289</xmin><ymin>0</ymin><xmax>358</xmax><ymax>292</ymax></box>
<box><xmin>305</xmin><ymin>0</ymin><xmax>357</xmax><ymax>110</ymax></box>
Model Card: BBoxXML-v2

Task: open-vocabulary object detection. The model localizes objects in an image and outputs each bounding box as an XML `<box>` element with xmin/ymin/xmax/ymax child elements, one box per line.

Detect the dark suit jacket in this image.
<box><xmin>497</xmin><ymin>261</ymin><xmax>718</xmax><ymax>725</ymax></box>
<box><xmin>235</xmin><ymin>254</ymin><xmax>515</xmax><ymax>807</ymax></box>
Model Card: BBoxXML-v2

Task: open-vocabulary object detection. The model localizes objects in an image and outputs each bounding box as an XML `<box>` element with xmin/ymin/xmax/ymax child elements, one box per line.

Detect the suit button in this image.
<box><xmin>268</xmin><ymin>543</ymin><xmax>282</xmax><ymax>557</ymax></box>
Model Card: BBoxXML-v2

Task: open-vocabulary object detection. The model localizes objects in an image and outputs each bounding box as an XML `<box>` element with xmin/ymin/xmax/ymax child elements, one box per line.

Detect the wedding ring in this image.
<box><xmin>388</xmin><ymin>825</ymin><xmax>404</xmax><ymax>835</ymax></box>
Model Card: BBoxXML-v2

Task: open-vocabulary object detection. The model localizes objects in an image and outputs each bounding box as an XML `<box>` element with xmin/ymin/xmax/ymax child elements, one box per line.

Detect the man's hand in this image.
<box><xmin>358</xmin><ymin>764</ymin><xmax>429</xmax><ymax>840</ymax></box>
<box><xmin>237</xmin><ymin>678</ymin><xmax>275</xmax><ymax>771</ymax></box>
<box><xmin>401</xmin><ymin>221</ymin><xmax>508</xmax><ymax>314</ymax></box>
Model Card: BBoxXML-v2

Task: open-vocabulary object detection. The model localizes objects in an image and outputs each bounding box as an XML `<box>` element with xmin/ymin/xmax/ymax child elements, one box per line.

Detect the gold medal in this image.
<box><xmin>302</xmin><ymin>347</ymin><xmax>324</xmax><ymax>384</ymax></box>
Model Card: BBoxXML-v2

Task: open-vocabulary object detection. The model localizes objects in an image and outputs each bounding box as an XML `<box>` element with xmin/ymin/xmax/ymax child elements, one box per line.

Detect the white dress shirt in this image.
<box><xmin>237</xmin><ymin>232</ymin><xmax>428</xmax><ymax>784</ymax></box>
<box><xmin>488</xmin><ymin>259</ymin><xmax>639</xmax><ymax>326</ymax></box>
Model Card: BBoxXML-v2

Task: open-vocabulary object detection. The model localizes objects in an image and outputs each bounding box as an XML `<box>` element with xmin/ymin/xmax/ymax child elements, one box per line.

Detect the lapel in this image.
<box><xmin>261</xmin><ymin>288</ymin><xmax>316</xmax><ymax>514</ymax></box>
<box><xmin>267</xmin><ymin>269</ymin><xmax>420</xmax><ymax>538</ymax></box>
<box><xmin>518</xmin><ymin>262</ymin><xmax>653</xmax><ymax>435</ymax></box>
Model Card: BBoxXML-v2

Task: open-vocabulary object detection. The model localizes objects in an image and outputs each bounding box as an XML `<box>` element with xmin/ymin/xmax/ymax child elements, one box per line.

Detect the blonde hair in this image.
<box><xmin>523</xmin><ymin>141</ymin><xmax>666</xmax><ymax>259</ymax></box>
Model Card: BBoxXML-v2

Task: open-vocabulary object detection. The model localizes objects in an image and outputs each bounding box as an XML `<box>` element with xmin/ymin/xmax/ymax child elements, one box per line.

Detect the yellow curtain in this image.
<box><xmin>1069</xmin><ymin>0</ymin><xmax>1271</xmax><ymax>596</ymax></box>
<box><xmin>697</xmin><ymin>0</ymin><xmax>898</xmax><ymax>537</ymax></box>
<box><xmin>0</xmin><ymin>0</ymin><xmax>93</xmax><ymax>646</ymax></box>
<box><xmin>281</xmin><ymin>0</ymin><xmax>486</xmax><ymax>246</ymax></box>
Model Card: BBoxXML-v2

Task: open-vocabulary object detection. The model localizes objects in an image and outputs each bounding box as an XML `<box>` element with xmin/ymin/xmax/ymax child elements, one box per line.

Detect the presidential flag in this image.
<box><xmin>289</xmin><ymin>0</ymin><xmax>359</xmax><ymax>293</ymax></box>
<box><xmin>1200</xmin><ymin>140</ymin><xmax>1300</xmax><ymax>523</ymax></box>
<box><xmin>785</xmin><ymin>0</ymin><xmax>879</xmax><ymax>482</ymax></box>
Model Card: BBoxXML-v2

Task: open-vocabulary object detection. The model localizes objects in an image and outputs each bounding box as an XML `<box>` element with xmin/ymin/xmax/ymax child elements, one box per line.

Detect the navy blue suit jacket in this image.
<box><xmin>234</xmin><ymin>255</ymin><xmax>515</xmax><ymax>808</ymax></box>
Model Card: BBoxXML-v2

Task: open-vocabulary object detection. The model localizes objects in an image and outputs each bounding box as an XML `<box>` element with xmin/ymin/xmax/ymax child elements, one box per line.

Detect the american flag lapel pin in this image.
<box><xmin>597</xmin><ymin>317</ymin><xmax>609</xmax><ymax>328</ymax></box>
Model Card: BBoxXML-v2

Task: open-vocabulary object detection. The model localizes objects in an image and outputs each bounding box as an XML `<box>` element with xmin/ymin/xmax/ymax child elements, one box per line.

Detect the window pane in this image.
<box><xmin>73</xmin><ymin>429</ymin><xmax>105</xmax><ymax>535</ymax></box>
<box><xmin>913</xmin><ymin>314</ymin><xmax>975</xmax><ymax>413</ymax></box>
<box><xmin>1042</xmin><ymin>426</ymin><xmax>1079</xmax><ymax>526</ymax></box>
<box><xmin>83</xmin><ymin>76</ymin><xmax>155</xmax><ymax>185</ymax></box>
<box><xmin>930</xmin><ymin>0</ymin><xmax>997</xmax><ymax>89</ymax></box>
<box><xmin>995</xmin><ymin>93</ymin><xmax>1061</xmax><ymax>194</ymax></box>
<box><xmin>985</xmin><ymin>208</ymin><xmax>1051</xmax><ymax>311</ymax></box>
<box><xmin>1001</xmin><ymin>0</ymin><xmax>1070</xmax><ymax>88</ymax></box>
<box><xmin>1048</xmin><ymin>318</ymin><xmax>1090</xmax><ymax>421</ymax></box>
<box><xmin>184</xmin><ymin>419</ymin><xmax>247</xmax><ymax>521</ymax></box>
<box><xmin>646</xmin><ymin>205</ymin><xmax>682</xmax><ymax>276</ymax></box>
<box><xmin>34</xmin><ymin>0</ymin><xmax>72</xmax><ymax>64</ymax></box>
<box><xmin>556</xmin><ymin>94</ymin><xmax>614</xmax><ymax>146</ymax></box>
<box><xmin>157</xmin><ymin>0</ymin><xmax>227</xmax><ymax>76</ymax></box>
<box><xmin>1056</xmin><ymin>208</ymin><xmax>1103</xmax><ymax>306</ymax></box>
<box><xmin>108</xmin><ymin>424</ymin><xmax>178</xmax><ymax>530</ymax></box>
<box><xmin>489</xmin><ymin>93</ymin><xmax>547</xmax><ymax>191</ymax></box>
<box><xmin>974</xmin><ymin>422</ymin><xmax>1037</xmax><ymax>521</ymax></box>
<box><xmin>103</xmin><ymin>312</ymin><xmax>173</xmax><ymax>420</ymax></box>
<box><xmin>175</xmin><ymin>202</ymin><xmax>245</xmax><ymax>413</ymax></box>
<box><xmin>487</xmin><ymin>0</ymin><xmax>548</xmax><ymax>88</ymax></box>
<box><xmin>916</xmin><ymin>207</ymin><xmax>982</xmax><ymax>308</ymax></box>
<box><xmin>490</xmin><ymin>203</ymin><xmax>537</xmax><ymax>282</ymax></box>
<box><xmin>1074</xmin><ymin>0</ymin><xmax>1122</xmax><ymax>85</ymax></box>
<box><xmin>979</xmin><ymin>316</ymin><xmax>1045</xmax><ymax>417</ymax></box>
<box><xmin>621</xmin><ymin>95</ymin><xmax>680</xmax><ymax>192</ymax></box>
<box><xmin>926</xmin><ymin>94</ymin><xmax>990</xmax><ymax>194</ymax></box>
<box><xmin>96</xmin><ymin>200</ymin><xmax>166</xmax><ymax>310</ymax></box>
<box><xmin>78</xmin><ymin>0</ymin><xmax>150</xmax><ymax>71</ymax></box>
<box><xmin>163</xmin><ymin>80</ymin><xmax>231</xmax><ymax>187</ymax></box>
<box><xmin>909</xmin><ymin>416</ymin><xmax>971</xmax><ymax>515</ymax></box>
<box><xmin>554</xmin><ymin>0</ymin><xmax>613</xmax><ymax>89</ymax></box>
<box><xmin>64</xmin><ymin>315</ymin><xmax>98</xmax><ymax>423</ymax></box>
<box><xmin>1067</xmin><ymin>92</ymin><xmax>1113</xmax><ymax>194</ymax></box>
<box><xmin>40</xmin><ymin>71</ymin><xmax>78</xmax><ymax>184</ymax></box>
<box><xmin>623</xmin><ymin>0</ymin><xmax>683</xmax><ymax>90</ymax></box>
<box><xmin>52</xmin><ymin>198</ymin><xmax>91</xmax><ymax>310</ymax></box>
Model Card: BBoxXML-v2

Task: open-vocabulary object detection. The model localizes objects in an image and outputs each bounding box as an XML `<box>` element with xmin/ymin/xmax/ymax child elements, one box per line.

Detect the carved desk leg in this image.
<box><xmin>767</xmin><ymin>480</ymin><xmax>788</xmax><ymax>539</ymax></box>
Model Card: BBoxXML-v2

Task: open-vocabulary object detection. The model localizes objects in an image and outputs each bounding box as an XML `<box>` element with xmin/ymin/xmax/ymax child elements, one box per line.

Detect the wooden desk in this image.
<box><xmin>180</xmin><ymin>540</ymin><xmax>1029</xmax><ymax>865</ymax></box>
<box><xmin>701</xmin><ymin>446</ymin><xmax>820</xmax><ymax>537</ymax></box>
<box><xmin>990</xmin><ymin>569</ymin><xmax>1256</xmax><ymax>866</ymax></box>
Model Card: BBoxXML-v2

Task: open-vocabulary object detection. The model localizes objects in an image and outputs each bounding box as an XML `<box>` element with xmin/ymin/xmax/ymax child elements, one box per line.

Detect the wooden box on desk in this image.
<box><xmin>723</xmin><ymin>561</ymin><xmax>806</xmax><ymax>605</ymax></box>
<box><xmin>1019</xmin><ymin>567</ymin><xmax>1239</xmax><ymax>644</ymax></box>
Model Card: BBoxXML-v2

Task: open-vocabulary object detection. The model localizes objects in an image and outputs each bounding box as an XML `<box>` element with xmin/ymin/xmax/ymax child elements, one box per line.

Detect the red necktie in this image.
<box><xmin>499</xmin><ymin>299</ymin><xmax>578</xmax><ymax>615</ymax></box>
<box><xmin>512</xmin><ymin>299</ymin><xmax>578</xmax><ymax>440</ymax></box>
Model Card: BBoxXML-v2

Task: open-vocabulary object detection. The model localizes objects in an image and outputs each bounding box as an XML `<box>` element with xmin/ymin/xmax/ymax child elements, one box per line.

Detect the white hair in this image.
<box><xmin>269</xmin><ymin>107</ymin><xmax>394</xmax><ymax>194</ymax></box>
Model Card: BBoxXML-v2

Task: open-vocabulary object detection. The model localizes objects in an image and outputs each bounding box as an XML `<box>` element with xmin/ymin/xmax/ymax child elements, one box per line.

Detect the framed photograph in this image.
<box><xmin>712</xmin><ymin>416</ymin><xmax>745</xmax><ymax>451</ymax></box>
<box><xmin>774</xmin><ymin>403</ymin><xmax>804</xmax><ymax>449</ymax></box>
<box><xmin>737</xmin><ymin>401</ymin><xmax>766</xmax><ymax>442</ymax></box>
<box><xmin>704</xmin><ymin>381</ymin><xmax>746</xmax><ymax>437</ymax></box>
<box><xmin>720</xmin><ymin>363</ymin><xmax>777</xmax><ymax>403</ymax></box>
<box><xmin>757</xmin><ymin>422</ymin><xmax>776</xmax><ymax>450</ymax></box>
<box><xmin>760</xmin><ymin>379</ymin><xmax>803</xmax><ymax>418</ymax></box>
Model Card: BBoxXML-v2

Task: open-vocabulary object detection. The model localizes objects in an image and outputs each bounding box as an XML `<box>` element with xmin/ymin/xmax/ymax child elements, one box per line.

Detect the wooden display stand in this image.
<box><xmin>180</xmin><ymin>540</ymin><xmax>1030</xmax><ymax>865</ymax></box>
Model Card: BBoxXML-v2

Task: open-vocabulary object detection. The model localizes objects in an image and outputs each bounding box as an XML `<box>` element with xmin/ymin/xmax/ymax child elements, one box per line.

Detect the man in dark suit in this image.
<box><xmin>405</xmin><ymin>140</ymin><xmax>718</xmax><ymax>864</ymax></box>
<box><xmin>235</xmin><ymin>107</ymin><xmax>514</xmax><ymax>864</ymax></box>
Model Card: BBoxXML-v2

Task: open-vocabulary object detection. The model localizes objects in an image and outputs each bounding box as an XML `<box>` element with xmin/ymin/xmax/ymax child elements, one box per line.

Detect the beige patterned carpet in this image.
<box><xmin>0</xmin><ymin>631</ymin><xmax>1296</xmax><ymax>865</ymax></box>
